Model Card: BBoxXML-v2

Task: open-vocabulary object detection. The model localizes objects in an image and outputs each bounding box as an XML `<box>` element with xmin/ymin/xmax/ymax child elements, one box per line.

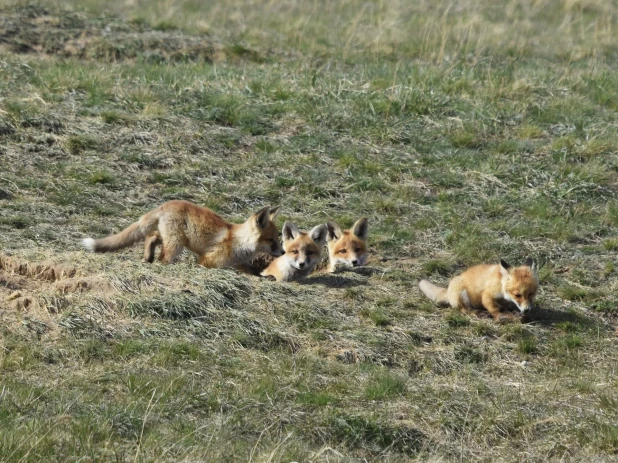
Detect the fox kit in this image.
<box><xmin>419</xmin><ymin>258</ymin><xmax>538</xmax><ymax>320</ymax></box>
<box><xmin>261</xmin><ymin>221</ymin><xmax>327</xmax><ymax>282</ymax></box>
<box><xmin>325</xmin><ymin>218</ymin><xmax>368</xmax><ymax>272</ymax></box>
<box><xmin>82</xmin><ymin>200</ymin><xmax>283</xmax><ymax>268</ymax></box>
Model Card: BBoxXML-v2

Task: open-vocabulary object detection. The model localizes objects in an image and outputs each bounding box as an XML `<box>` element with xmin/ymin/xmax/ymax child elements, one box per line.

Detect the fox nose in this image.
<box><xmin>351</xmin><ymin>259</ymin><xmax>358</xmax><ymax>266</ymax></box>
<box><xmin>298</xmin><ymin>261</ymin><xmax>306</xmax><ymax>268</ymax></box>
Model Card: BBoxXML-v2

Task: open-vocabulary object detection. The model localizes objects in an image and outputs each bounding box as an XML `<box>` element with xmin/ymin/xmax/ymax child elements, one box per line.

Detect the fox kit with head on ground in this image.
<box><xmin>82</xmin><ymin>200</ymin><xmax>283</xmax><ymax>268</ymax></box>
<box><xmin>261</xmin><ymin>221</ymin><xmax>327</xmax><ymax>282</ymax></box>
<box><xmin>325</xmin><ymin>218</ymin><xmax>368</xmax><ymax>272</ymax></box>
<box><xmin>419</xmin><ymin>258</ymin><xmax>538</xmax><ymax>321</ymax></box>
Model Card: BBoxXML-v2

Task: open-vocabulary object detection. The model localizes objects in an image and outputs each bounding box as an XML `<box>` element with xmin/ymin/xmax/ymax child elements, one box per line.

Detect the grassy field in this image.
<box><xmin>1</xmin><ymin>0</ymin><xmax>618</xmax><ymax>461</ymax></box>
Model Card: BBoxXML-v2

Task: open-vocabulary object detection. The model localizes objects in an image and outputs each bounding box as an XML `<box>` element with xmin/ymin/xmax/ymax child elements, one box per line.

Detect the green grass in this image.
<box><xmin>1</xmin><ymin>0</ymin><xmax>618</xmax><ymax>461</ymax></box>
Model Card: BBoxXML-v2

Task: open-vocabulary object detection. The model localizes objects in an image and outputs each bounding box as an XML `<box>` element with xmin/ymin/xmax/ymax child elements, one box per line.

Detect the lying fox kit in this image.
<box><xmin>82</xmin><ymin>200</ymin><xmax>283</xmax><ymax>268</ymax></box>
<box><xmin>261</xmin><ymin>222</ymin><xmax>327</xmax><ymax>282</ymax></box>
<box><xmin>325</xmin><ymin>218</ymin><xmax>368</xmax><ymax>272</ymax></box>
<box><xmin>419</xmin><ymin>258</ymin><xmax>539</xmax><ymax>320</ymax></box>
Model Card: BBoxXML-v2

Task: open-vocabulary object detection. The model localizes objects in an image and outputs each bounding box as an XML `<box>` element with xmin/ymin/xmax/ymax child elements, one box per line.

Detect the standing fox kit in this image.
<box><xmin>261</xmin><ymin>221</ymin><xmax>327</xmax><ymax>282</ymax></box>
<box><xmin>419</xmin><ymin>258</ymin><xmax>538</xmax><ymax>320</ymax></box>
<box><xmin>82</xmin><ymin>200</ymin><xmax>283</xmax><ymax>268</ymax></box>
<box><xmin>325</xmin><ymin>218</ymin><xmax>368</xmax><ymax>272</ymax></box>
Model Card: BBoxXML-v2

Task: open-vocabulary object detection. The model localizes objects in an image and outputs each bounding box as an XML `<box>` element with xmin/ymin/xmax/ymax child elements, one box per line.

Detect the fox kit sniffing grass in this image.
<box><xmin>325</xmin><ymin>218</ymin><xmax>368</xmax><ymax>272</ymax></box>
<box><xmin>419</xmin><ymin>258</ymin><xmax>538</xmax><ymax>321</ymax></box>
<box><xmin>82</xmin><ymin>200</ymin><xmax>283</xmax><ymax>268</ymax></box>
<box><xmin>261</xmin><ymin>221</ymin><xmax>327</xmax><ymax>282</ymax></box>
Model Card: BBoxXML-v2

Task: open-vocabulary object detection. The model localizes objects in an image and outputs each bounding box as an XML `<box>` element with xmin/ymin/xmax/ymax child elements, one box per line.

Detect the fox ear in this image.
<box><xmin>255</xmin><ymin>206</ymin><xmax>271</xmax><ymax>229</ymax></box>
<box><xmin>524</xmin><ymin>257</ymin><xmax>535</xmax><ymax>271</ymax></box>
<box><xmin>269</xmin><ymin>206</ymin><xmax>281</xmax><ymax>220</ymax></box>
<box><xmin>310</xmin><ymin>224</ymin><xmax>328</xmax><ymax>245</ymax></box>
<box><xmin>326</xmin><ymin>222</ymin><xmax>342</xmax><ymax>241</ymax></box>
<box><xmin>352</xmin><ymin>218</ymin><xmax>368</xmax><ymax>240</ymax></box>
<box><xmin>500</xmin><ymin>259</ymin><xmax>511</xmax><ymax>277</ymax></box>
<box><xmin>282</xmin><ymin>221</ymin><xmax>300</xmax><ymax>241</ymax></box>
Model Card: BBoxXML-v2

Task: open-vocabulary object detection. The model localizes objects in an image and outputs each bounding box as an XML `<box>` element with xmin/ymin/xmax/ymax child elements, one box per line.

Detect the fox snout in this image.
<box><xmin>520</xmin><ymin>301</ymin><xmax>534</xmax><ymax>312</ymax></box>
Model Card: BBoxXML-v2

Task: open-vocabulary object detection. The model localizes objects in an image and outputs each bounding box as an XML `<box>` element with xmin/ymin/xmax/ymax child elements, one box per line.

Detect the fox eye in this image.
<box><xmin>354</xmin><ymin>248</ymin><xmax>361</xmax><ymax>253</ymax></box>
<box><xmin>339</xmin><ymin>249</ymin><xmax>347</xmax><ymax>254</ymax></box>
<box><xmin>306</xmin><ymin>251</ymin><xmax>313</xmax><ymax>256</ymax></box>
<box><xmin>292</xmin><ymin>250</ymin><xmax>299</xmax><ymax>255</ymax></box>
<box><xmin>514</xmin><ymin>293</ymin><xmax>522</xmax><ymax>298</ymax></box>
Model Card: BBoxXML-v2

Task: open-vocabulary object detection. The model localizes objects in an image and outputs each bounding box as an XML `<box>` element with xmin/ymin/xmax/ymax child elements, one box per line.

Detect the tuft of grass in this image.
<box><xmin>327</xmin><ymin>414</ymin><xmax>426</xmax><ymax>455</ymax></box>
<box><xmin>454</xmin><ymin>346</ymin><xmax>486</xmax><ymax>364</ymax></box>
<box><xmin>446</xmin><ymin>312</ymin><xmax>471</xmax><ymax>328</ymax></box>
<box><xmin>360</xmin><ymin>308</ymin><xmax>392</xmax><ymax>327</ymax></box>
<box><xmin>0</xmin><ymin>215</ymin><xmax>32</xmax><ymax>229</ymax></box>
<box><xmin>65</xmin><ymin>134</ymin><xmax>99</xmax><ymax>155</ymax></box>
<box><xmin>297</xmin><ymin>390</ymin><xmax>335</xmax><ymax>407</ymax></box>
<box><xmin>558</xmin><ymin>285</ymin><xmax>602</xmax><ymax>304</ymax></box>
<box><xmin>364</xmin><ymin>370</ymin><xmax>407</xmax><ymax>400</ymax></box>
<box><xmin>517</xmin><ymin>337</ymin><xmax>537</xmax><ymax>355</ymax></box>
<box><xmin>422</xmin><ymin>259</ymin><xmax>452</xmax><ymax>276</ymax></box>
<box><xmin>88</xmin><ymin>170</ymin><xmax>115</xmax><ymax>185</ymax></box>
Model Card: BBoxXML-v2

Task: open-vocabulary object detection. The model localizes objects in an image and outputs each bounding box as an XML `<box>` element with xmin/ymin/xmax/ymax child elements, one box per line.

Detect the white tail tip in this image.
<box><xmin>82</xmin><ymin>238</ymin><xmax>96</xmax><ymax>252</ymax></box>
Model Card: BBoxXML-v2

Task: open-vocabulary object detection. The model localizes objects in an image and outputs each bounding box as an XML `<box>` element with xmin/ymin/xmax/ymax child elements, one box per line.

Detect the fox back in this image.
<box><xmin>325</xmin><ymin>218</ymin><xmax>368</xmax><ymax>272</ymax></box>
<box><xmin>83</xmin><ymin>200</ymin><xmax>283</xmax><ymax>268</ymax></box>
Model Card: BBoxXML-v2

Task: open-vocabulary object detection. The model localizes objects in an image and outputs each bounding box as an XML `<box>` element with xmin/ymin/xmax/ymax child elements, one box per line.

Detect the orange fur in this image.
<box><xmin>325</xmin><ymin>218</ymin><xmax>368</xmax><ymax>272</ymax></box>
<box><xmin>261</xmin><ymin>222</ymin><xmax>327</xmax><ymax>282</ymax></box>
<box><xmin>82</xmin><ymin>200</ymin><xmax>283</xmax><ymax>268</ymax></box>
<box><xmin>419</xmin><ymin>258</ymin><xmax>539</xmax><ymax>321</ymax></box>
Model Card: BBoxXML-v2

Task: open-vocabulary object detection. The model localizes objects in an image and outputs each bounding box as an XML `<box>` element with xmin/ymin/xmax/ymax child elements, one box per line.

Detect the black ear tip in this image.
<box><xmin>500</xmin><ymin>259</ymin><xmax>511</xmax><ymax>269</ymax></box>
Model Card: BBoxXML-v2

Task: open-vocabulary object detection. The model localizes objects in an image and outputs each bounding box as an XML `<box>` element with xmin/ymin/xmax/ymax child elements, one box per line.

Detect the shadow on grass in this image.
<box><xmin>523</xmin><ymin>306</ymin><xmax>610</xmax><ymax>331</ymax></box>
<box><xmin>297</xmin><ymin>274</ymin><xmax>368</xmax><ymax>288</ymax></box>
<box><xmin>334</xmin><ymin>265</ymin><xmax>387</xmax><ymax>277</ymax></box>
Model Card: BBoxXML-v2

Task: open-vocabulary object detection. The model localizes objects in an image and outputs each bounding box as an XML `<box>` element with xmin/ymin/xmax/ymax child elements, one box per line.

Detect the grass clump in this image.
<box><xmin>327</xmin><ymin>414</ymin><xmax>425</xmax><ymax>455</ymax></box>
<box><xmin>2</xmin><ymin>1</ymin><xmax>618</xmax><ymax>461</ymax></box>
<box><xmin>364</xmin><ymin>370</ymin><xmax>407</xmax><ymax>400</ymax></box>
<box><xmin>65</xmin><ymin>134</ymin><xmax>99</xmax><ymax>155</ymax></box>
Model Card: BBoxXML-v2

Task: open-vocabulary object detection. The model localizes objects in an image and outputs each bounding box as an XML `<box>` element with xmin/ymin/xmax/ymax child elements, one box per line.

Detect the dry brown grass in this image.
<box><xmin>1</xmin><ymin>1</ymin><xmax>618</xmax><ymax>461</ymax></box>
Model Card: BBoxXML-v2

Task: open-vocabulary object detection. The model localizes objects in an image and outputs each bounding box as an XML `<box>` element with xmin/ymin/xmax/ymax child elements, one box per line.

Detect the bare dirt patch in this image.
<box><xmin>0</xmin><ymin>253</ymin><xmax>78</xmax><ymax>281</ymax></box>
<box><xmin>0</xmin><ymin>253</ymin><xmax>113</xmax><ymax>338</ymax></box>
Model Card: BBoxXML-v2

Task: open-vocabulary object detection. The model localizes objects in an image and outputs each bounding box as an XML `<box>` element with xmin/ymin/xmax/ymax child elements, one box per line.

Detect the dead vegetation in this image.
<box><xmin>0</xmin><ymin>4</ymin><xmax>268</xmax><ymax>63</ymax></box>
<box><xmin>1</xmin><ymin>1</ymin><xmax>618</xmax><ymax>461</ymax></box>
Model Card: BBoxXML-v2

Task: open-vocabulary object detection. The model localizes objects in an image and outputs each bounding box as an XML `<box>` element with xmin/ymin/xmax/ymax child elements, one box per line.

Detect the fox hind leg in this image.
<box><xmin>157</xmin><ymin>231</ymin><xmax>184</xmax><ymax>265</ymax></box>
<box><xmin>158</xmin><ymin>242</ymin><xmax>183</xmax><ymax>264</ymax></box>
<box><xmin>143</xmin><ymin>233</ymin><xmax>162</xmax><ymax>263</ymax></box>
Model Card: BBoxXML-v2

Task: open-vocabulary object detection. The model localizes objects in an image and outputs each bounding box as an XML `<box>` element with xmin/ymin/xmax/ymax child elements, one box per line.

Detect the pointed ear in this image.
<box><xmin>269</xmin><ymin>206</ymin><xmax>281</xmax><ymax>221</ymax></box>
<box><xmin>255</xmin><ymin>206</ymin><xmax>271</xmax><ymax>230</ymax></box>
<box><xmin>524</xmin><ymin>257</ymin><xmax>535</xmax><ymax>271</ymax></box>
<box><xmin>326</xmin><ymin>222</ymin><xmax>342</xmax><ymax>241</ymax></box>
<box><xmin>352</xmin><ymin>218</ymin><xmax>368</xmax><ymax>240</ymax></box>
<box><xmin>282</xmin><ymin>221</ymin><xmax>300</xmax><ymax>241</ymax></box>
<box><xmin>310</xmin><ymin>224</ymin><xmax>328</xmax><ymax>245</ymax></box>
<box><xmin>500</xmin><ymin>259</ymin><xmax>511</xmax><ymax>278</ymax></box>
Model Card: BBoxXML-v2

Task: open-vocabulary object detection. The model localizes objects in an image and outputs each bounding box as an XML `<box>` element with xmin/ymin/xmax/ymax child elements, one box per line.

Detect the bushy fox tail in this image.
<box><xmin>82</xmin><ymin>210</ymin><xmax>159</xmax><ymax>253</ymax></box>
<box><xmin>419</xmin><ymin>279</ymin><xmax>449</xmax><ymax>307</ymax></box>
